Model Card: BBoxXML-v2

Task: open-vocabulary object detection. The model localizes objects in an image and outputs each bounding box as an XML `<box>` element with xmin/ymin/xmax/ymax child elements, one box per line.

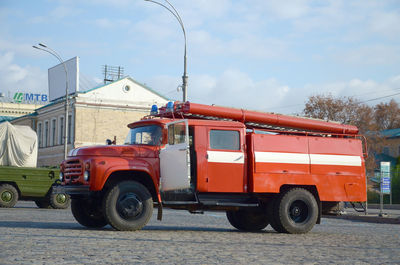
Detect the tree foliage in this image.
<box><xmin>304</xmin><ymin>95</ymin><xmax>400</xmax><ymax>133</ymax></box>
<box><xmin>302</xmin><ymin>94</ymin><xmax>400</xmax><ymax>173</ymax></box>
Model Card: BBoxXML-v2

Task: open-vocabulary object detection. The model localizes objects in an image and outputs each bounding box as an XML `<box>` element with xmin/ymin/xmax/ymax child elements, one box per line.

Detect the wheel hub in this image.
<box><xmin>291</xmin><ymin>206</ymin><xmax>301</xmax><ymax>217</ymax></box>
<box><xmin>117</xmin><ymin>193</ymin><xmax>143</xmax><ymax>219</ymax></box>
<box><xmin>1</xmin><ymin>191</ymin><xmax>12</xmax><ymax>202</ymax></box>
<box><xmin>56</xmin><ymin>194</ymin><xmax>67</xmax><ymax>204</ymax></box>
<box><xmin>289</xmin><ymin>200</ymin><xmax>309</xmax><ymax>223</ymax></box>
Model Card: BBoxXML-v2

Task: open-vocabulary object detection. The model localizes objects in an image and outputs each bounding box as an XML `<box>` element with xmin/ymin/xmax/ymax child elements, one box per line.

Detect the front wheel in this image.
<box><xmin>0</xmin><ymin>184</ymin><xmax>19</xmax><ymax>208</ymax></box>
<box><xmin>274</xmin><ymin>188</ymin><xmax>318</xmax><ymax>234</ymax></box>
<box><xmin>71</xmin><ymin>199</ymin><xmax>108</xmax><ymax>228</ymax></box>
<box><xmin>226</xmin><ymin>209</ymin><xmax>269</xmax><ymax>231</ymax></box>
<box><xmin>50</xmin><ymin>191</ymin><xmax>70</xmax><ymax>209</ymax></box>
<box><xmin>103</xmin><ymin>181</ymin><xmax>153</xmax><ymax>231</ymax></box>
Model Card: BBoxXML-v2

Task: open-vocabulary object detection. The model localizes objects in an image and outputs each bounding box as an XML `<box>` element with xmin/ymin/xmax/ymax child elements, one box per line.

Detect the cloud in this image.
<box><xmin>147</xmin><ymin>70</ymin><xmax>400</xmax><ymax>115</ymax></box>
<box><xmin>303</xmin><ymin>75</ymin><xmax>400</xmax><ymax>104</ymax></box>
<box><xmin>0</xmin><ymin>52</ymin><xmax>47</xmax><ymax>96</ymax></box>
<box><xmin>147</xmin><ymin>69</ymin><xmax>291</xmax><ymax>111</ymax></box>
<box><xmin>369</xmin><ymin>11</ymin><xmax>400</xmax><ymax>38</ymax></box>
<box><xmin>333</xmin><ymin>44</ymin><xmax>400</xmax><ymax>65</ymax></box>
<box><xmin>190</xmin><ymin>30</ymin><xmax>289</xmax><ymax>60</ymax></box>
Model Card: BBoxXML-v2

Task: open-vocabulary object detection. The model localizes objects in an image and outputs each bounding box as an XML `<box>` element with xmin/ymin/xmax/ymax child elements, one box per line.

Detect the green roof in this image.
<box><xmin>381</xmin><ymin>128</ymin><xmax>400</xmax><ymax>138</ymax></box>
<box><xmin>0</xmin><ymin>116</ymin><xmax>16</xmax><ymax>123</ymax></box>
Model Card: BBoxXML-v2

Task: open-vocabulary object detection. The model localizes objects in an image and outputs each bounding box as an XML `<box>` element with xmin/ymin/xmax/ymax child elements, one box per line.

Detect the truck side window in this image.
<box><xmin>210</xmin><ymin>130</ymin><xmax>240</xmax><ymax>150</ymax></box>
<box><xmin>168</xmin><ymin>124</ymin><xmax>186</xmax><ymax>145</ymax></box>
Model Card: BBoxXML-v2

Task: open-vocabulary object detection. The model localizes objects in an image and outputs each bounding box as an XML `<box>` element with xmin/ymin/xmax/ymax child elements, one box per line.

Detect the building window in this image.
<box><xmin>38</xmin><ymin>122</ymin><xmax>42</xmax><ymax>148</ymax></box>
<box><xmin>68</xmin><ymin>114</ymin><xmax>73</xmax><ymax>144</ymax></box>
<box><xmin>59</xmin><ymin>116</ymin><xmax>64</xmax><ymax>145</ymax></box>
<box><xmin>44</xmin><ymin>121</ymin><xmax>49</xmax><ymax>148</ymax></box>
<box><xmin>51</xmin><ymin>119</ymin><xmax>56</xmax><ymax>146</ymax></box>
<box><xmin>123</xmin><ymin>85</ymin><xmax>130</xmax><ymax>93</ymax></box>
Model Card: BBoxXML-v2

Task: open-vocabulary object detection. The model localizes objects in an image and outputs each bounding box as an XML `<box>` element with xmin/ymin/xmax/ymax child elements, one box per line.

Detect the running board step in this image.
<box><xmin>201</xmin><ymin>201</ymin><xmax>259</xmax><ymax>207</ymax></box>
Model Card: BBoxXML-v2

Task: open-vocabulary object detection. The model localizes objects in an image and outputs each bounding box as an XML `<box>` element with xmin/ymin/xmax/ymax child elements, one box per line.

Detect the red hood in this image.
<box><xmin>69</xmin><ymin>145</ymin><xmax>143</xmax><ymax>157</ymax></box>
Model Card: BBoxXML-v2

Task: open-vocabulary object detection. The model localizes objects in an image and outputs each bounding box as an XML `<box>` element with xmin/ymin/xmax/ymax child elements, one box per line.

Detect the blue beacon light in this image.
<box><xmin>150</xmin><ymin>105</ymin><xmax>158</xmax><ymax>115</ymax></box>
<box><xmin>166</xmin><ymin>101</ymin><xmax>174</xmax><ymax>112</ymax></box>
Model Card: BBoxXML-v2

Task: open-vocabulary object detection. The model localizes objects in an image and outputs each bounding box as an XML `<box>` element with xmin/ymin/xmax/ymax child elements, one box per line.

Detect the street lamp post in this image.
<box><xmin>144</xmin><ymin>0</ymin><xmax>188</xmax><ymax>102</ymax></box>
<box><xmin>33</xmin><ymin>43</ymin><xmax>69</xmax><ymax>160</ymax></box>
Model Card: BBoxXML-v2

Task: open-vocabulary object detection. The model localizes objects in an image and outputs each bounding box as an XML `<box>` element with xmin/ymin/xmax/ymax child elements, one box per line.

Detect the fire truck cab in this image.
<box><xmin>59</xmin><ymin>102</ymin><xmax>366</xmax><ymax>234</ymax></box>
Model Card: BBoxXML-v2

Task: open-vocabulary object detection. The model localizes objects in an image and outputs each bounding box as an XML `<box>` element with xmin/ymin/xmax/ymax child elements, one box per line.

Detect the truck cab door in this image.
<box><xmin>206</xmin><ymin>128</ymin><xmax>246</xmax><ymax>193</ymax></box>
<box><xmin>159</xmin><ymin>120</ymin><xmax>191</xmax><ymax>192</ymax></box>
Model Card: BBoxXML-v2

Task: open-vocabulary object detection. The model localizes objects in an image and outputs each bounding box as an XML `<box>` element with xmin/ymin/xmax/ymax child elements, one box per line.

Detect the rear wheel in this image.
<box><xmin>274</xmin><ymin>188</ymin><xmax>318</xmax><ymax>234</ymax></box>
<box><xmin>266</xmin><ymin>197</ymin><xmax>286</xmax><ymax>233</ymax></box>
<box><xmin>103</xmin><ymin>181</ymin><xmax>153</xmax><ymax>231</ymax></box>
<box><xmin>0</xmin><ymin>184</ymin><xmax>19</xmax><ymax>208</ymax></box>
<box><xmin>71</xmin><ymin>199</ymin><xmax>108</xmax><ymax>228</ymax></box>
<box><xmin>226</xmin><ymin>209</ymin><xmax>269</xmax><ymax>231</ymax></box>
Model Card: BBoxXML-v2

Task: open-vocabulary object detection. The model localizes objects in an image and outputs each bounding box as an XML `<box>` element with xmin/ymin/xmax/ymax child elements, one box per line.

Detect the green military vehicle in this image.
<box><xmin>0</xmin><ymin>122</ymin><xmax>70</xmax><ymax>209</ymax></box>
<box><xmin>0</xmin><ymin>166</ymin><xmax>69</xmax><ymax>208</ymax></box>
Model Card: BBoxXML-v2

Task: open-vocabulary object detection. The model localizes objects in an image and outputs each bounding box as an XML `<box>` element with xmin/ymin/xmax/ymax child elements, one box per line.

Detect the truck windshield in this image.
<box><xmin>124</xmin><ymin>125</ymin><xmax>162</xmax><ymax>146</ymax></box>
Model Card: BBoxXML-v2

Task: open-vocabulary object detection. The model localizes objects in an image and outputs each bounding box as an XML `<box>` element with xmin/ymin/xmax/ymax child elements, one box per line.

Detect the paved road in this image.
<box><xmin>0</xmin><ymin>202</ymin><xmax>399</xmax><ymax>264</ymax></box>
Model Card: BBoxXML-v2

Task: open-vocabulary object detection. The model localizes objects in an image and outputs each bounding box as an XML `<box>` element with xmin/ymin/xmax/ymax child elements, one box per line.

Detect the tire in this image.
<box><xmin>226</xmin><ymin>208</ymin><xmax>269</xmax><ymax>231</ymax></box>
<box><xmin>50</xmin><ymin>191</ymin><xmax>71</xmax><ymax>209</ymax></box>
<box><xmin>103</xmin><ymin>181</ymin><xmax>153</xmax><ymax>231</ymax></box>
<box><xmin>35</xmin><ymin>199</ymin><xmax>52</xmax><ymax>209</ymax></box>
<box><xmin>0</xmin><ymin>184</ymin><xmax>19</xmax><ymax>208</ymax></box>
<box><xmin>275</xmin><ymin>188</ymin><xmax>319</xmax><ymax>234</ymax></box>
<box><xmin>266</xmin><ymin>197</ymin><xmax>286</xmax><ymax>233</ymax></box>
<box><xmin>71</xmin><ymin>199</ymin><xmax>108</xmax><ymax>228</ymax></box>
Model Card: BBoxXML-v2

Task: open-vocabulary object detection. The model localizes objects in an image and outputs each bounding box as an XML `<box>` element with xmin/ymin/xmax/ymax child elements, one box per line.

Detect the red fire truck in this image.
<box><xmin>58</xmin><ymin>101</ymin><xmax>366</xmax><ymax>234</ymax></box>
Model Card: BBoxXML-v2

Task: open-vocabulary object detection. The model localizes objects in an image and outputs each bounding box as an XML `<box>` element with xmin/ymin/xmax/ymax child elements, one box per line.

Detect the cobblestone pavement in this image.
<box><xmin>0</xmin><ymin>202</ymin><xmax>399</xmax><ymax>265</ymax></box>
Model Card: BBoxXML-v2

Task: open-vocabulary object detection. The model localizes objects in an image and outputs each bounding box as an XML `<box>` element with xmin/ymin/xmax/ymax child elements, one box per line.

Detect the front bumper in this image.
<box><xmin>52</xmin><ymin>184</ymin><xmax>91</xmax><ymax>197</ymax></box>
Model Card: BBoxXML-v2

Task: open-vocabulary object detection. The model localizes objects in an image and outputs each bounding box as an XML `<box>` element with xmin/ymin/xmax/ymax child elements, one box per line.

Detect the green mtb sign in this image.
<box><xmin>13</xmin><ymin>92</ymin><xmax>24</xmax><ymax>103</ymax></box>
<box><xmin>13</xmin><ymin>92</ymin><xmax>48</xmax><ymax>103</ymax></box>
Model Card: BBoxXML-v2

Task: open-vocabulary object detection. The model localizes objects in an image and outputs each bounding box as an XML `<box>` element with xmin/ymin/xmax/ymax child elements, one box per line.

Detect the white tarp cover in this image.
<box><xmin>0</xmin><ymin>122</ymin><xmax>37</xmax><ymax>167</ymax></box>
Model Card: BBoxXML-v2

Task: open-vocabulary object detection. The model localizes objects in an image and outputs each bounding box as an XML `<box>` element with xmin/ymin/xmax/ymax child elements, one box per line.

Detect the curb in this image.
<box><xmin>323</xmin><ymin>214</ymin><xmax>400</xmax><ymax>225</ymax></box>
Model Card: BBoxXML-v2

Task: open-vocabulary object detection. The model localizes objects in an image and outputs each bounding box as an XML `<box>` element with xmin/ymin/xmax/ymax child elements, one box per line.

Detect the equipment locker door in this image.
<box><xmin>206</xmin><ymin>128</ymin><xmax>245</xmax><ymax>193</ymax></box>
<box><xmin>159</xmin><ymin>120</ymin><xmax>191</xmax><ymax>191</ymax></box>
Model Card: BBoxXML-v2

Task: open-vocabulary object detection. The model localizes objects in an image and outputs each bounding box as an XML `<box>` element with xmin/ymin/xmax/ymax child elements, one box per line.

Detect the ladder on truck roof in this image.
<box><xmin>155</xmin><ymin>101</ymin><xmax>359</xmax><ymax>135</ymax></box>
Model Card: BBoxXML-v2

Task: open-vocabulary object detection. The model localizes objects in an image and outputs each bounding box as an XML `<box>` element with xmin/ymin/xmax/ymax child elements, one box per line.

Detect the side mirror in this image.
<box><xmin>106</xmin><ymin>139</ymin><xmax>112</xmax><ymax>145</ymax></box>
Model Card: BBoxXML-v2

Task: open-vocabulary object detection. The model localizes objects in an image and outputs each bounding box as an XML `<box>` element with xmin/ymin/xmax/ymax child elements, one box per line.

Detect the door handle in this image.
<box><xmin>179</xmin><ymin>148</ymin><xmax>187</xmax><ymax>151</ymax></box>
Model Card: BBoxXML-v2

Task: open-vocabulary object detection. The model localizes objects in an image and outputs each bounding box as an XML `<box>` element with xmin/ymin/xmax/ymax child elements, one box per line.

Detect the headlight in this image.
<box><xmin>68</xmin><ymin>149</ymin><xmax>75</xmax><ymax>157</ymax></box>
<box><xmin>84</xmin><ymin>171</ymin><xmax>90</xmax><ymax>181</ymax></box>
<box><xmin>59</xmin><ymin>172</ymin><xmax>64</xmax><ymax>181</ymax></box>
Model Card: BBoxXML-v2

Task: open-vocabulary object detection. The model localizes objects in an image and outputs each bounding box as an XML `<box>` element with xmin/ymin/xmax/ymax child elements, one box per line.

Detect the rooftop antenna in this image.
<box><xmin>102</xmin><ymin>65</ymin><xmax>124</xmax><ymax>84</ymax></box>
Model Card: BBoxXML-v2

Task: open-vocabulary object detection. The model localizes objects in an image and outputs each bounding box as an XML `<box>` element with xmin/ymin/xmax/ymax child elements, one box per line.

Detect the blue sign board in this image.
<box><xmin>380</xmin><ymin>162</ymin><xmax>391</xmax><ymax>194</ymax></box>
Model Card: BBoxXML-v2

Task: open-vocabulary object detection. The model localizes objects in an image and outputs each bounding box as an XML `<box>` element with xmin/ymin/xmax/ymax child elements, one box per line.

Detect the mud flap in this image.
<box><xmin>157</xmin><ymin>203</ymin><xmax>163</xmax><ymax>221</ymax></box>
<box><xmin>157</xmin><ymin>192</ymin><xmax>163</xmax><ymax>221</ymax></box>
<box><xmin>317</xmin><ymin>200</ymin><xmax>322</xmax><ymax>224</ymax></box>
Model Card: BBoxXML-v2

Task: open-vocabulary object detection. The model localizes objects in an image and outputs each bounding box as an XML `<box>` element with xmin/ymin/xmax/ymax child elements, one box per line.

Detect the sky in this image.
<box><xmin>0</xmin><ymin>0</ymin><xmax>400</xmax><ymax>114</ymax></box>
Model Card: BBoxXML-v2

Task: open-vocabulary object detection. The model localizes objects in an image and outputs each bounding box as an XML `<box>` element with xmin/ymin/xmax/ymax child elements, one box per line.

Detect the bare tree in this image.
<box><xmin>374</xmin><ymin>99</ymin><xmax>400</xmax><ymax>130</ymax></box>
<box><xmin>303</xmin><ymin>94</ymin><xmax>374</xmax><ymax>133</ymax></box>
<box><xmin>302</xmin><ymin>94</ymin><xmax>398</xmax><ymax>173</ymax></box>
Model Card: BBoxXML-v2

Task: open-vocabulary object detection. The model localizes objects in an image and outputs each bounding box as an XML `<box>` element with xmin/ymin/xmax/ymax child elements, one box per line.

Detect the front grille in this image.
<box><xmin>64</xmin><ymin>159</ymin><xmax>83</xmax><ymax>184</ymax></box>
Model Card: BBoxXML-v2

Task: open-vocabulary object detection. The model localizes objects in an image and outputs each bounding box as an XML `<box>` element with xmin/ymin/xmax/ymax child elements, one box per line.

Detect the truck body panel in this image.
<box><xmin>250</xmin><ymin>133</ymin><xmax>366</xmax><ymax>201</ymax></box>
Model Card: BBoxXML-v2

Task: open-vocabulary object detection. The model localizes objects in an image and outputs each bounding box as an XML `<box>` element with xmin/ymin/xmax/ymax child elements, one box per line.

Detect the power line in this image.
<box><xmin>359</xmin><ymin>91</ymin><xmax>400</xmax><ymax>103</ymax></box>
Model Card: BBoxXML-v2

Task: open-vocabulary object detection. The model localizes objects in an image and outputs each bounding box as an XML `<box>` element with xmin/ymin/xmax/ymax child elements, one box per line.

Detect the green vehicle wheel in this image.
<box><xmin>50</xmin><ymin>191</ymin><xmax>70</xmax><ymax>209</ymax></box>
<box><xmin>0</xmin><ymin>184</ymin><xmax>19</xmax><ymax>208</ymax></box>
